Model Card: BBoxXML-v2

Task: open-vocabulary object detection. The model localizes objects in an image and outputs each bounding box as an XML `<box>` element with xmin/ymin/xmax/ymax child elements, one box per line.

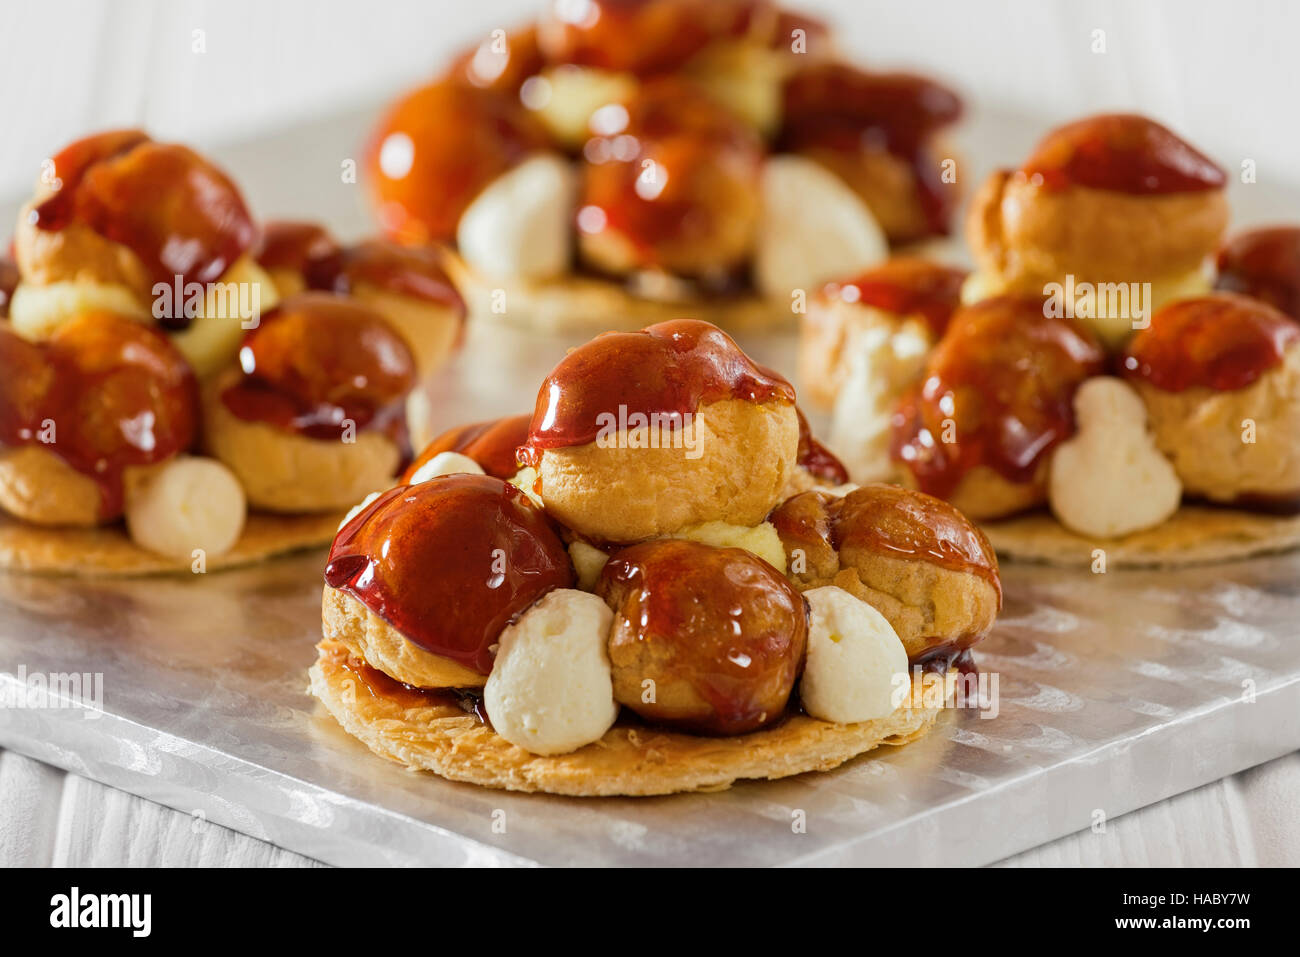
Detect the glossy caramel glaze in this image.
<box><xmin>332</xmin><ymin>649</ymin><xmax>491</xmax><ymax>722</ymax></box>
<box><xmin>771</xmin><ymin>485</ymin><xmax>1000</xmax><ymax>595</ymax></box>
<box><xmin>450</xmin><ymin>25</ymin><xmax>546</xmax><ymax>93</ymax></box>
<box><xmin>257</xmin><ymin>225</ymin><xmax>466</xmax><ymax>339</ymax></box>
<box><xmin>324</xmin><ymin>475</ymin><xmax>575</xmax><ymax>674</ymax></box>
<box><xmin>890</xmin><ymin>295</ymin><xmax>1105</xmax><ymax>498</ymax></box>
<box><xmin>255</xmin><ymin>221</ymin><xmax>341</xmax><ymax>275</ymax></box>
<box><xmin>795</xmin><ymin>407</ymin><xmax>848</xmax><ymax>484</ymax></box>
<box><xmin>778</xmin><ymin>64</ymin><xmax>963</xmax><ymax>237</ymax></box>
<box><xmin>598</xmin><ymin>538</ymin><xmax>807</xmax><ymax>735</ymax></box>
<box><xmin>1121</xmin><ymin>293</ymin><xmax>1299</xmax><ymax>393</ymax></box>
<box><xmin>578</xmin><ymin>77</ymin><xmax>763</xmax><ymax>277</ymax></box>
<box><xmin>308</xmin><ymin>239</ymin><xmax>466</xmax><ymax>314</ymax></box>
<box><xmin>31</xmin><ymin>130</ymin><xmax>256</xmax><ymax>293</ymax></box>
<box><xmin>826</xmin><ymin>257</ymin><xmax>967</xmax><ymax>337</ymax></box>
<box><xmin>538</xmin><ymin>0</ymin><xmax>757</xmax><ymax>75</ymax></box>
<box><xmin>367</xmin><ymin>79</ymin><xmax>549</xmax><ymax>244</ymax></box>
<box><xmin>519</xmin><ymin>318</ymin><xmax>795</xmax><ymax>463</ymax></box>
<box><xmin>1215</xmin><ymin>226</ymin><xmax>1300</xmax><ymax>323</ymax></box>
<box><xmin>220</xmin><ymin>292</ymin><xmax>417</xmax><ymax>442</ymax></box>
<box><xmin>0</xmin><ymin>312</ymin><xmax>199</xmax><ymax>518</ymax></box>
<box><xmin>769</xmin><ymin>485</ymin><xmax>1000</xmax><ymax>662</ymax></box>
<box><xmin>403</xmin><ymin>414</ymin><xmax>532</xmax><ymax>481</ymax></box>
<box><xmin>835</xmin><ymin>484</ymin><xmax>1000</xmax><ymax>596</ymax></box>
<box><xmin>1019</xmin><ymin>113</ymin><xmax>1226</xmax><ymax>195</ymax></box>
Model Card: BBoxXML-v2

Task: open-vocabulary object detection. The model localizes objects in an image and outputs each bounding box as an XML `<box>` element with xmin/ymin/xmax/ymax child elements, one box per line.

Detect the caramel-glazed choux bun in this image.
<box><xmin>889</xmin><ymin>295</ymin><xmax>1106</xmax><ymax>521</ymax></box>
<box><xmin>770</xmin><ymin>483</ymin><xmax>1000</xmax><ymax>663</ymax></box>
<box><xmin>7</xmin><ymin>130</ymin><xmax>286</xmax><ymax>382</ymax></box>
<box><xmin>576</xmin><ymin>76</ymin><xmax>764</xmax><ymax>280</ymax></box>
<box><xmin>799</xmin><ymin>258</ymin><xmax>967</xmax><ymax>484</ymax></box>
<box><xmin>966</xmin><ymin>114</ymin><xmax>1229</xmax><ymax>342</ymax></box>
<box><xmin>1121</xmin><ymin>293</ymin><xmax>1300</xmax><ymax>508</ymax></box>
<box><xmin>799</xmin><ymin>257</ymin><xmax>967</xmax><ymax>411</ymax></box>
<box><xmin>13</xmin><ymin>130</ymin><xmax>254</xmax><ymax>301</ymax></box>
<box><xmin>777</xmin><ymin>64</ymin><xmax>963</xmax><ymax>245</ymax></box>
<box><xmin>254</xmin><ymin>222</ymin><xmax>466</xmax><ymax>376</ymax></box>
<box><xmin>203</xmin><ymin>292</ymin><xmax>417</xmax><ymax>512</ymax></box>
<box><xmin>596</xmin><ymin>538</ymin><xmax>808</xmax><ymax>735</ymax></box>
<box><xmin>0</xmin><ymin>311</ymin><xmax>198</xmax><ymax>526</ymax></box>
<box><xmin>1215</xmin><ymin>225</ymin><xmax>1300</xmax><ymax>323</ymax></box>
<box><xmin>402</xmin><ymin>414</ymin><xmax>532</xmax><ymax>482</ymax></box>
<box><xmin>324</xmin><ymin>475</ymin><xmax>575</xmax><ymax>689</ymax></box>
<box><xmin>518</xmin><ymin>318</ymin><xmax>800</xmax><ymax>543</ymax></box>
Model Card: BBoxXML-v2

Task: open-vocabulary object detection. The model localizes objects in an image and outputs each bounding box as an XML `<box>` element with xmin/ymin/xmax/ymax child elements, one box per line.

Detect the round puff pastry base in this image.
<box><xmin>310</xmin><ymin>639</ymin><xmax>946</xmax><ymax>796</ymax></box>
<box><xmin>444</xmin><ymin>253</ymin><xmax>794</xmax><ymax>334</ymax></box>
<box><xmin>0</xmin><ymin>510</ymin><xmax>341</xmax><ymax>577</ymax></box>
<box><xmin>981</xmin><ymin>506</ymin><xmax>1300</xmax><ymax>568</ymax></box>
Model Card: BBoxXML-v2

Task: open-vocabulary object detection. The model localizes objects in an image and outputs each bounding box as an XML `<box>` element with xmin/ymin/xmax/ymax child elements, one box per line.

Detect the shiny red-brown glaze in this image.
<box><xmin>1121</xmin><ymin>293</ymin><xmax>1299</xmax><ymax>393</ymax></box>
<box><xmin>1019</xmin><ymin>113</ymin><xmax>1226</xmax><ymax>195</ymax></box>
<box><xmin>1215</xmin><ymin>226</ymin><xmax>1300</xmax><ymax>323</ymax></box>
<box><xmin>450</xmin><ymin>25</ymin><xmax>547</xmax><ymax>93</ymax></box>
<box><xmin>257</xmin><ymin>225</ymin><xmax>466</xmax><ymax>322</ymax></box>
<box><xmin>0</xmin><ymin>312</ymin><xmax>198</xmax><ymax>518</ymax></box>
<box><xmin>795</xmin><ymin>407</ymin><xmax>848</xmax><ymax>484</ymax></box>
<box><xmin>402</xmin><ymin>414</ymin><xmax>532</xmax><ymax>481</ymax></box>
<box><xmin>331</xmin><ymin>648</ymin><xmax>490</xmax><ymax>721</ymax></box>
<box><xmin>771</xmin><ymin>486</ymin><xmax>1000</xmax><ymax>595</ymax></box>
<box><xmin>837</xmin><ymin>484</ymin><xmax>1000</xmax><ymax>598</ymax></box>
<box><xmin>538</xmin><ymin>0</ymin><xmax>758</xmax><ymax>75</ymax></box>
<box><xmin>0</xmin><ymin>254</ymin><xmax>18</xmax><ymax>318</ymax></box>
<box><xmin>826</xmin><ymin>257</ymin><xmax>967</xmax><ymax>337</ymax></box>
<box><xmin>579</xmin><ymin>78</ymin><xmax>763</xmax><ymax>276</ymax></box>
<box><xmin>778</xmin><ymin>64</ymin><xmax>963</xmax><ymax>237</ymax></box>
<box><xmin>255</xmin><ymin>221</ymin><xmax>341</xmax><ymax>275</ymax></box>
<box><xmin>597</xmin><ymin>538</ymin><xmax>807</xmax><ymax>735</ymax></box>
<box><xmin>367</xmin><ymin>79</ymin><xmax>549</xmax><ymax>244</ymax></box>
<box><xmin>308</xmin><ymin>240</ymin><xmax>466</xmax><ymax>314</ymax></box>
<box><xmin>31</xmin><ymin>131</ymin><xmax>256</xmax><ymax>291</ymax></box>
<box><xmin>520</xmin><ymin>318</ymin><xmax>795</xmax><ymax>463</ymax></box>
<box><xmin>330</xmin><ymin>647</ymin><xmax>488</xmax><ymax>722</ymax></box>
<box><xmin>769</xmin><ymin>485</ymin><xmax>1000</xmax><ymax>661</ymax></box>
<box><xmin>890</xmin><ymin>296</ymin><xmax>1106</xmax><ymax>498</ymax></box>
<box><xmin>324</xmin><ymin>475</ymin><xmax>575</xmax><ymax>674</ymax></box>
<box><xmin>221</xmin><ymin>292</ymin><xmax>416</xmax><ymax>440</ymax></box>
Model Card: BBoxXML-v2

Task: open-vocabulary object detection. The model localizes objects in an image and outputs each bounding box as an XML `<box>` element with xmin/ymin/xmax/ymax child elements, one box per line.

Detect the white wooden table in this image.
<box><xmin>2</xmin><ymin>748</ymin><xmax>1294</xmax><ymax>866</ymax></box>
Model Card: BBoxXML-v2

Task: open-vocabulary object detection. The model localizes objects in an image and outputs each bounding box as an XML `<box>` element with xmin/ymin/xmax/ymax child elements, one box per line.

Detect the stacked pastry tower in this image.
<box><xmin>799</xmin><ymin>114</ymin><xmax>1300</xmax><ymax>565</ymax></box>
<box><xmin>311</xmin><ymin>319</ymin><xmax>1003</xmax><ymax>796</ymax></box>
<box><xmin>0</xmin><ymin>132</ymin><xmax>464</xmax><ymax>573</ymax></box>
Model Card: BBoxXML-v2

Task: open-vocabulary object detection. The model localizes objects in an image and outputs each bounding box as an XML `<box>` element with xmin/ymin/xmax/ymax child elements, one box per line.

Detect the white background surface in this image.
<box><xmin>0</xmin><ymin>0</ymin><xmax>1297</xmax><ymax>866</ymax></box>
<box><xmin>2</xmin><ymin>0</ymin><xmax>1299</xmax><ymax>196</ymax></box>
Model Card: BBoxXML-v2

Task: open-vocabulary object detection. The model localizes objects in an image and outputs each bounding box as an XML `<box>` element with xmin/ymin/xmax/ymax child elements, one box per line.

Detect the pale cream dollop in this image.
<box><xmin>124</xmin><ymin>455</ymin><xmax>246</xmax><ymax>560</ymax></box>
<box><xmin>800</xmin><ymin>585</ymin><xmax>909</xmax><ymax>724</ymax></box>
<box><xmin>456</xmin><ymin>153</ymin><xmax>576</xmax><ymax>282</ymax></box>
<box><xmin>1048</xmin><ymin>376</ymin><xmax>1182</xmax><ymax>538</ymax></box>
<box><xmin>484</xmin><ymin>589</ymin><xmax>618</xmax><ymax>755</ymax></box>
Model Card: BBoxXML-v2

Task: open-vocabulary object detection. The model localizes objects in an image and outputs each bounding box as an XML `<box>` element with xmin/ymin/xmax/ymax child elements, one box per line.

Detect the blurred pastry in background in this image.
<box><xmin>363</xmin><ymin>0</ymin><xmax>963</xmax><ymax>331</ymax></box>
<box><xmin>9</xmin><ymin>130</ymin><xmax>279</xmax><ymax>378</ymax></box>
<box><xmin>965</xmin><ymin>113</ymin><xmax>1228</xmax><ymax>347</ymax></box>
<box><xmin>1214</xmin><ymin>225</ymin><xmax>1300</xmax><ymax>322</ymax></box>
<box><xmin>256</xmin><ymin>221</ymin><xmax>465</xmax><ymax>376</ymax></box>
<box><xmin>0</xmin><ymin>132</ymin><xmax>428</xmax><ymax>574</ymax></box>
